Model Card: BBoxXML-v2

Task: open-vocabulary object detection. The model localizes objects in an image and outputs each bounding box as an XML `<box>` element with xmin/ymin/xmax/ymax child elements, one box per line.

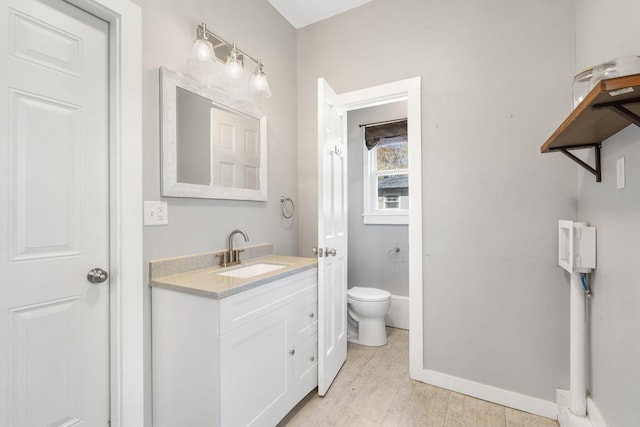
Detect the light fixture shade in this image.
<box><xmin>251</xmin><ymin>60</ymin><xmax>272</xmax><ymax>99</ymax></box>
<box><xmin>190</xmin><ymin>23</ymin><xmax>215</xmax><ymax>62</ymax></box>
<box><xmin>225</xmin><ymin>43</ymin><xmax>245</xmax><ymax>80</ymax></box>
<box><xmin>187</xmin><ymin>23</ymin><xmax>220</xmax><ymax>87</ymax></box>
<box><xmin>191</xmin><ymin>38</ymin><xmax>214</xmax><ymax>61</ymax></box>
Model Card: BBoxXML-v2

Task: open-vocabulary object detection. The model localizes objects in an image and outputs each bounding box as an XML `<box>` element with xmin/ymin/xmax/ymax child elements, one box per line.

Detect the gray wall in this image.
<box><xmin>132</xmin><ymin>0</ymin><xmax>640</xmax><ymax>422</ymax></box>
<box><xmin>575</xmin><ymin>1</ymin><xmax>640</xmax><ymax>425</ymax></box>
<box><xmin>347</xmin><ymin>102</ymin><xmax>409</xmax><ymax>296</ymax></box>
<box><xmin>132</xmin><ymin>1</ymin><xmax>297</xmax><ymax>424</ymax></box>
<box><xmin>297</xmin><ymin>0</ymin><xmax>577</xmax><ymax>402</ymax></box>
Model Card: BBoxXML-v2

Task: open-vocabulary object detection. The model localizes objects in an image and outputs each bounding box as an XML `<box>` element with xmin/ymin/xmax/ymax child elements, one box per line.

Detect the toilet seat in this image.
<box><xmin>347</xmin><ymin>286</ymin><xmax>391</xmax><ymax>302</ymax></box>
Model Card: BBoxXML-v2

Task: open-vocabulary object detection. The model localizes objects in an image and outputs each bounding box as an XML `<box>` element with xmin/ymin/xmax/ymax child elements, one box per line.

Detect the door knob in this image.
<box><xmin>87</xmin><ymin>268</ymin><xmax>109</xmax><ymax>284</ymax></box>
<box><xmin>312</xmin><ymin>247</ymin><xmax>324</xmax><ymax>257</ymax></box>
<box><xmin>325</xmin><ymin>247</ymin><xmax>337</xmax><ymax>257</ymax></box>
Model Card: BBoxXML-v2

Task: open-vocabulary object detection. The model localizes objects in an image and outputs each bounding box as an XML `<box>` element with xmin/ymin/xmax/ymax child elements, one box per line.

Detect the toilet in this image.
<box><xmin>347</xmin><ymin>287</ymin><xmax>391</xmax><ymax>346</ymax></box>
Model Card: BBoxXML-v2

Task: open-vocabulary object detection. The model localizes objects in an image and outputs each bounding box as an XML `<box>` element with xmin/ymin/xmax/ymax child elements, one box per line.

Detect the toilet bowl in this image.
<box><xmin>347</xmin><ymin>287</ymin><xmax>391</xmax><ymax>346</ymax></box>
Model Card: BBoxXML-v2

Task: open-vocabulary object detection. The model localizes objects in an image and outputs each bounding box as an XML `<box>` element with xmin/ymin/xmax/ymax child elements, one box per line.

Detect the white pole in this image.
<box><xmin>570</xmin><ymin>271</ymin><xmax>587</xmax><ymax>416</ymax></box>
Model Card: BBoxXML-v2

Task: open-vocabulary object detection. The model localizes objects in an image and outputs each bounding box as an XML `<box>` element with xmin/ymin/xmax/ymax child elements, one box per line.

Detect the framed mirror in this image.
<box><xmin>160</xmin><ymin>67</ymin><xmax>267</xmax><ymax>201</ymax></box>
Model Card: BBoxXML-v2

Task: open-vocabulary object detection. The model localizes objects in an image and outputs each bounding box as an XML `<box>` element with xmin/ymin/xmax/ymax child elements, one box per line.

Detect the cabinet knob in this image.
<box><xmin>289</xmin><ymin>349</ymin><xmax>295</xmax><ymax>355</ymax></box>
<box><xmin>309</xmin><ymin>312</ymin><xmax>315</xmax><ymax>318</ymax></box>
<box><xmin>309</xmin><ymin>356</ymin><xmax>315</xmax><ymax>362</ymax></box>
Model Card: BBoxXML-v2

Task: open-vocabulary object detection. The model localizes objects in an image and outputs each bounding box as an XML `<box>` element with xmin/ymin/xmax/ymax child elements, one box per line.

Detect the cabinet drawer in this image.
<box><xmin>219</xmin><ymin>269</ymin><xmax>317</xmax><ymax>335</ymax></box>
<box><xmin>293</xmin><ymin>333</ymin><xmax>318</xmax><ymax>398</ymax></box>
<box><xmin>290</xmin><ymin>293</ymin><xmax>317</xmax><ymax>346</ymax></box>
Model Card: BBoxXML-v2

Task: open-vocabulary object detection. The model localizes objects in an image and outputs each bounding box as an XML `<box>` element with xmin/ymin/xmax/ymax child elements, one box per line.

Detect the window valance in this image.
<box><xmin>364</xmin><ymin>119</ymin><xmax>407</xmax><ymax>150</ymax></box>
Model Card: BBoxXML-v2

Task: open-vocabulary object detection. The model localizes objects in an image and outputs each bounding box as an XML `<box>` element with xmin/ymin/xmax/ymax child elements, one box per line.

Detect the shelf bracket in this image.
<box><xmin>592</xmin><ymin>97</ymin><xmax>640</xmax><ymax>127</ymax></box>
<box><xmin>558</xmin><ymin>144</ymin><xmax>601</xmax><ymax>182</ymax></box>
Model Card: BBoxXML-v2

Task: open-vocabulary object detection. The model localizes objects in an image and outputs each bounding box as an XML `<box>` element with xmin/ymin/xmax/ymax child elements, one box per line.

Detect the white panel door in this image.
<box><xmin>0</xmin><ymin>0</ymin><xmax>110</xmax><ymax>425</ymax></box>
<box><xmin>317</xmin><ymin>78</ymin><xmax>348</xmax><ymax>396</ymax></box>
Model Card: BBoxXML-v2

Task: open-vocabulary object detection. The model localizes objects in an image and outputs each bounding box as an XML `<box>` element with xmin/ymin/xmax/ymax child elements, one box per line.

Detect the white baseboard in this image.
<box><xmin>385</xmin><ymin>295</ymin><xmax>409</xmax><ymax>330</ymax></box>
<box><xmin>414</xmin><ymin>369</ymin><xmax>558</xmax><ymax>420</ymax></box>
<box><xmin>556</xmin><ymin>389</ymin><xmax>608</xmax><ymax>427</ymax></box>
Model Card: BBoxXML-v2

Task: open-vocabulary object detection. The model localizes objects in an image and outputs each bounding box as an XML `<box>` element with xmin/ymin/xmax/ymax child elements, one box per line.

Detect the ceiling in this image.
<box><xmin>267</xmin><ymin>0</ymin><xmax>373</xmax><ymax>29</ymax></box>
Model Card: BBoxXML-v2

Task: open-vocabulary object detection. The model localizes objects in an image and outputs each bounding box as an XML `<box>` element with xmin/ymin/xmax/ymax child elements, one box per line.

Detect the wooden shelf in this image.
<box><xmin>541</xmin><ymin>73</ymin><xmax>640</xmax><ymax>181</ymax></box>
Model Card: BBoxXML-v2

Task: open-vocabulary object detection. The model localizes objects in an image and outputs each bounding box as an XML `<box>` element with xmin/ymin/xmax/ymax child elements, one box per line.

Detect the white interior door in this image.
<box><xmin>0</xmin><ymin>0</ymin><xmax>111</xmax><ymax>425</ymax></box>
<box><xmin>317</xmin><ymin>78</ymin><xmax>348</xmax><ymax>396</ymax></box>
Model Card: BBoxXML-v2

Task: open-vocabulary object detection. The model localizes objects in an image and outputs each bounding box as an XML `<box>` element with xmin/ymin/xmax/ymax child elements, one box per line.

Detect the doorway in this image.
<box><xmin>347</xmin><ymin>101</ymin><xmax>410</xmax><ymax>331</ymax></box>
<box><xmin>317</xmin><ymin>77</ymin><xmax>423</xmax><ymax>393</ymax></box>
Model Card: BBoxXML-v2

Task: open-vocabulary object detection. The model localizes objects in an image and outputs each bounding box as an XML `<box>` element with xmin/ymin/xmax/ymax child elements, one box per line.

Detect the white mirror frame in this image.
<box><xmin>160</xmin><ymin>67</ymin><xmax>268</xmax><ymax>201</ymax></box>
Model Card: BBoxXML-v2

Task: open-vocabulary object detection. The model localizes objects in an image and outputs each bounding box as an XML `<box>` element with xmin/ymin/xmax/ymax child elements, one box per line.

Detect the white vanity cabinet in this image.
<box><xmin>152</xmin><ymin>268</ymin><xmax>318</xmax><ymax>427</ymax></box>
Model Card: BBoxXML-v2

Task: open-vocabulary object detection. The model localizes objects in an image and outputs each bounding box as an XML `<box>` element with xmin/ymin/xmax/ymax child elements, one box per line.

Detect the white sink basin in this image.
<box><xmin>217</xmin><ymin>263</ymin><xmax>286</xmax><ymax>278</ymax></box>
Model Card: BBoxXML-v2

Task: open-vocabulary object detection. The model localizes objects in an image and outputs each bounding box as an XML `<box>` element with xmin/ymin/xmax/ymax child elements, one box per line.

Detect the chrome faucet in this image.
<box><xmin>219</xmin><ymin>229</ymin><xmax>249</xmax><ymax>267</ymax></box>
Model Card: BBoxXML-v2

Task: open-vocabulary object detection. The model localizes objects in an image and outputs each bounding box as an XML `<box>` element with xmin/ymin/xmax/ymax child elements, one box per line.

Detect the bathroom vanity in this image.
<box><xmin>150</xmin><ymin>250</ymin><xmax>318</xmax><ymax>427</ymax></box>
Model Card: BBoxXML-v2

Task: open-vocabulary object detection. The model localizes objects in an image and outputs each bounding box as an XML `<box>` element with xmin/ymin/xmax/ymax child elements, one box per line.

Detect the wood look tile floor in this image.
<box><xmin>279</xmin><ymin>328</ymin><xmax>559</xmax><ymax>427</ymax></box>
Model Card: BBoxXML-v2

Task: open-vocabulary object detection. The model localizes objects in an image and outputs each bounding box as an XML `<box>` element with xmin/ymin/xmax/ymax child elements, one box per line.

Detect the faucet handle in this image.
<box><xmin>216</xmin><ymin>252</ymin><xmax>228</xmax><ymax>267</ymax></box>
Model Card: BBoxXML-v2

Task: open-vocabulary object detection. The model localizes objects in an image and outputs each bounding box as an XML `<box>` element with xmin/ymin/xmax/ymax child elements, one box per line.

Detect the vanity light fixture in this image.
<box><xmin>191</xmin><ymin>23</ymin><xmax>272</xmax><ymax>99</ymax></box>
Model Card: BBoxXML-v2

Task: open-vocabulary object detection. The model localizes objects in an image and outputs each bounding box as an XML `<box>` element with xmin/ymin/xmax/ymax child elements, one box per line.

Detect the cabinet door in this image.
<box><xmin>220</xmin><ymin>307</ymin><xmax>292</xmax><ymax>427</ymax></box>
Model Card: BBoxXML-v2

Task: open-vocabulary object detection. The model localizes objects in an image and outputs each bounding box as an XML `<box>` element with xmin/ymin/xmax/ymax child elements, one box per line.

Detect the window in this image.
<box><xmin>363</xmin><ymin>120</ymin><xmax>408</xmax><ymax>224</ymax></box>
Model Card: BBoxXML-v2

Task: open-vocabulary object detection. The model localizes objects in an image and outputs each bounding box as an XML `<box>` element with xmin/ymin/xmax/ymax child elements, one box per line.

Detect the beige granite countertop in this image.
<box><xmin>149</xmin><ymin>254</ymin><xmax>317</xmax><ymax>299</ymax></box>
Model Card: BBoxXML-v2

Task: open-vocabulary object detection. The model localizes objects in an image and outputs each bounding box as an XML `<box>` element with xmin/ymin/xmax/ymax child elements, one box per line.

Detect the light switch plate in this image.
<box><xmin>616</xmin><ymin>157</ymin><xmax>625</xmax><ymax>190</ymax></box>
<box><xmin>144</xmin><ymin>201</ymin><xmax>168</xmax><ymax>226</ymax></box>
